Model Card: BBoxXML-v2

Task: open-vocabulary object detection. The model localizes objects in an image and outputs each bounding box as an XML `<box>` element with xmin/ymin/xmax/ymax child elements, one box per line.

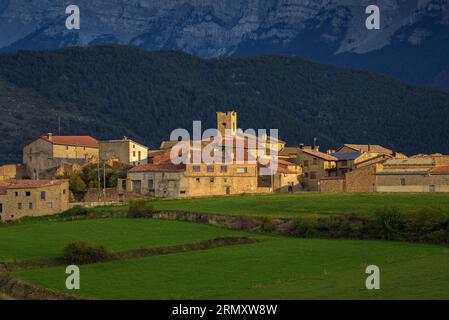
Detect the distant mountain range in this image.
<box><xmin>0</xmin><ymin>46</ymin><xmax>448</xmax><ymax>164</ymax></box>
<box><xmin>0</xmin><ymin>0</ymin><xmax>448</xmax><ymax>91</ymax></box>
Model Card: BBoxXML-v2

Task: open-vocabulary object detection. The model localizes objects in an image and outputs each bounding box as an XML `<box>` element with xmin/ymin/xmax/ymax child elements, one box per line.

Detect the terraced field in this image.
<box><xmin>1</xmin><ymin>217</ymin><xmax>448</xmax><ymax>299</ymax></box>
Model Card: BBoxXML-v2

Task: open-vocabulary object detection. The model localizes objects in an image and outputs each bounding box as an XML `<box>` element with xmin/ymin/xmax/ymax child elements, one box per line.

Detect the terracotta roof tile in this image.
<box><xmin>302</xmin><ymin>149</ymin><xmax>338</xmax><ymax>161</ymax></box>
<box><xmin>430</xmin><ymin>166</ymin><xmax>449</xmax><ymax>175</ymax></box>
<box><xmin>128</xmin><ymin>163</ymin><xmax>186</xmax><ymax>173</ymax></box>
<box><xmin>0</xmin><ymin>179</ymin><xmax>67</xmax><ymax>190</ymax></box>
<box><xmin>40</xmin><ymin>136</ymin><xmax>99</xmax><ymax>148</ymax></box>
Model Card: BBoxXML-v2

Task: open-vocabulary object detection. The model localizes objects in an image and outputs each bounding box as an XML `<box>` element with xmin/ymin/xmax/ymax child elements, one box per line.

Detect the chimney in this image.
<box><xmin>47</xmin><ymin>133</ymin><xmax>53</xmax><ymax>141</ymax></box>
<box><xmin>368</xmin><ymin>144</ymin><xmax>371</xmax><ymax>152</ymax></box>
<box><xmin>299</xmin><ymin>143</ymin><xmax>304</xmax><ymax>149</ymax></box>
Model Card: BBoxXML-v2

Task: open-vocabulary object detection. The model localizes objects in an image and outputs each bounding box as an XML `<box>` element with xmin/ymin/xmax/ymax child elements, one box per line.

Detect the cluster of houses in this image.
<box><xmin>0</xmin><ymin>111</ymin><xmax>448</xmax><ymax>221</ymax></box>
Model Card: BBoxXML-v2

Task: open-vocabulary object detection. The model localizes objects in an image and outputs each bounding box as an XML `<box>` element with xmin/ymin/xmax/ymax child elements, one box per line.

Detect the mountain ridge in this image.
<box><xmin>0</xmin><ymin>0</ymin><xmax>448</xmax><ymax>90</ymax></box>
<box><xmin>0</xmin><ymin>45</ymin><xmax>448</xmax><ymax>164</ymax></box>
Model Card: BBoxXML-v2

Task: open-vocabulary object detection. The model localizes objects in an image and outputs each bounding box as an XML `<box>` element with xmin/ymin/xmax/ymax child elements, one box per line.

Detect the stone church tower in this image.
<box><xmin>217</xmin><ymin>111</ymin><xmax>237</xmax><ymax>137</ymax></box>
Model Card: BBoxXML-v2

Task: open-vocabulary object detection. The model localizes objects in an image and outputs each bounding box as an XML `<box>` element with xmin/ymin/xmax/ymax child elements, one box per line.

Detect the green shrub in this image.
<box><xmin>260</xmin><ymin>218</ymin><xmax>275</xmax><ymax>233</ymax></box>
<box><xmin>63</xmin><ymin>241</ymin><xmax>109</xmax><ymax>265</ymax></box>
<box><xmin>403</xmin><ymin>208</ymin><xmax>447</xmax><ymax>234</ymax></box>
<box><xmin>62</xmin><ymin>206</ymin><xmax>89</xmax><ymax>217</ymax></box>
<box><xmin>69</xmin><ymin>174</ymin><xmax>87</xmax><ymax>195</ymax></box>
<box><xmin>127</xmin><ymin>200</ymin><xmax>154</xmax><ymax>218</ymax></box>
<box><xmin>375</xmin><ymin>206</ymin><xmax>405</xmax><ymax>239</ymax></box>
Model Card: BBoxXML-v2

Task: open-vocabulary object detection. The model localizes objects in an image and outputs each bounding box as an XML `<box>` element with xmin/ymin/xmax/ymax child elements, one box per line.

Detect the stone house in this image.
<box><xmin>0</xmin><ymin>164</ymin><xmax>27</xmax><ymax>180</ymax></box>
<box><xmin>336</xmin><ymin>144</ymin><xmax>394</xmax><ymax>155</ymax></box>
<box><xmin>296</xmin><ymin>147</ymin><xmax>337</xmax><ymax>191</ymax></box>
<box><xmin>319</xmin><ymin>153</ymin><xmax>392</xmax><ymax>193</ymax></box>
<box><xmin>376</xmin><ymin>158</ymin><xmax>449</xmax><ymax>193</ymax></box>
<box><xmin>23</xmin><ymin>134</ymin><xmax>99</xmax><ymax>179</ymax></box>
<box><xmin>0</xmin><ymin>179</ymin><xmax>69</xmax><ymax>221</ymax></box>
<box><xmin>125</xmin><ymin>163</ymin><xmax>188</xmax><ymax>198</ymax></box>
<box><xmin>331</xmin><ymin>151</ymin><xmax>362</xmax><ymax>176</ymax></box>
<box><xmin>100</xmin><ymin>137</ymin><xmax>148</xmax><ymax>166</ymax></box>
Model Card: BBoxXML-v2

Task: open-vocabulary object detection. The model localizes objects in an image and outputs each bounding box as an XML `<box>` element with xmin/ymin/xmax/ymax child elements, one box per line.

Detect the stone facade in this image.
<box><xmin>296</xmin><ymin>147</ymin><xmax>337</xmax><ymax>191</ymax></box>
<box><xmin>23</xmin><ymin>135</ymin><xmax>99</xmax><ymax>179</ymax></box>
<box><xmin>0</xmin><ymin>180</ymin><xmax>69</xmax><ymax>221</ymax></box>
<box><xmin>100</xmin><ymin>137</ymin><xmax>148</xmax><ymax>166</ymax></box>
<box><xmin>0</xmin><ymin>164</ymin><xmax>27</xmax><ymax>180</ymax></box>
<box><xmin>319</xmin><ymin>178</ymin><xmax>345</xmax><ymax>193</ymax></box>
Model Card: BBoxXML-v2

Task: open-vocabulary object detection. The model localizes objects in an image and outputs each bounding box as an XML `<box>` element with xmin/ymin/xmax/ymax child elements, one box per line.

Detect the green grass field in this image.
<box><xmin>13</xmin><ymin>235</ymin><xmax>449</xmax><ymax>299</ymax></box>
<box><xmin>3</xmin><ymin>193</ymin><xmax>449</xmax><ymax>299</ymax></box>
<box><xmin>92</xmin><ymin>193</ymin><xmax>449</xmax><ymax>218</ymax></box>
<box><xmin>0</xmin><ymin>219</ymin><xmax>248</xmax><ymax>261</ymax></box>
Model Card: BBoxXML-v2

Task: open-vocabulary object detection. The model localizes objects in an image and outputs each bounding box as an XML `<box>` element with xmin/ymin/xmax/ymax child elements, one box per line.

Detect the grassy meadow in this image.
<box><xmin>2</xmin><ymin>192</ymin><xmax>449</xmax><ymax>299</ymax></box>
<box><xmin>0</xmin><ymin>219</ymin><xmax>249</xmax><ymax>261</ymax></box>
<box><xmin>91</xmin><ymin>193</ymin><xmax>449</xmax><ymax>218</ymax></box>
<box><xmin>13</xmin><ymin>235</ymin><xmax>449</xmax><ymax>299</ymax></box>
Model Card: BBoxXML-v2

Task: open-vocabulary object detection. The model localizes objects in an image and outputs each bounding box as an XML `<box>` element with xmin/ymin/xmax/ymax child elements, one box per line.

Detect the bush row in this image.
<box><xmin>289</xmin><ymin>207</ymin><xmax>449</xmax><ymax>245</ymax></box>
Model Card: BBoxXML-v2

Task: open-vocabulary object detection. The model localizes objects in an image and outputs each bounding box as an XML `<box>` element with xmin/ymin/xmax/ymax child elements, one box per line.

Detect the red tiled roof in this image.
<box><xmin>430</xmin><ymin>166</ymin><xmax>449</xmax><ymax>175</ymax></box>
<box><xmin>0</xmin><ymin>179</ymin><xmax>67</xmax><ymax>191</ymax></box>
<box><xmin>302</xmin><ymin>149</ymin><xmax>338</xmax><ymax>161</ymax></box>
<box><xmin>40</xmin><ymin>136</ymin><xmax>99</xmax><ymax>148</ymax></box>
<box><xmin>278</xmin><ymin>158</ymin><xmax>296</xmax><ymax>165</ymax></box>
<box><xmin>128</xmin><ymin>163</ymin><xmax>186</xmax><ymax>173</ymax></box>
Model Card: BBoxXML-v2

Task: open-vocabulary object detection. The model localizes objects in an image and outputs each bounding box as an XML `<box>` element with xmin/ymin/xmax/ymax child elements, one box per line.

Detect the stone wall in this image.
<box><xmin>83</xmin><ymin>188</ymin><xmax>119</xmax><ymax>202</ymax></box>
<box><xmin>320</xmin><ymin>178</ymin><xmax>345</xmax><ymax>192</ymax></box>
<box><xmin>346</xmin><ymin>164</ymin><xmax>377</xmax><ymax>192</ymax></box>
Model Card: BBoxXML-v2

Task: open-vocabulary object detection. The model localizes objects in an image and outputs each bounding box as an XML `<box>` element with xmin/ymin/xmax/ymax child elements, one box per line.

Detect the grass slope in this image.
<box><xmin>0</xmin><ymin>219</ymin><xmax>249</xmax><ymax>261</ymax></box>
<box><xmin>14</xmin><ymin>237</ymin><xmax>449</xmax><ymax>299</ymax></box>
<box><xmin>91</xmin><ymin>193</ymin><xmax>449</xmax><ymax>218</ymax></box>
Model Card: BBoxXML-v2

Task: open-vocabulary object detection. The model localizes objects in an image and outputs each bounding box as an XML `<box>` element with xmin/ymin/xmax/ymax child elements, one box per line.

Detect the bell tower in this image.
<box><xmin>217</xmin><ymin>111</ymin><xmax>237</xmax><ymax>137</ymax></box>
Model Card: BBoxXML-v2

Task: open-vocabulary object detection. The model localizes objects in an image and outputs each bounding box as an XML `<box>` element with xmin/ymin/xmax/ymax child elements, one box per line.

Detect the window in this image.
<box><xmin>29</xmin><ymin>203</ymin><xmax>33</xmax><ymax>210</ymax></box>
<box><xmin>63</xmin><ymin>189</ymin><xmax>66</xmax><ymax>195</ymax></box>
<box><xmin>210</xmin><ymin>178</ymin><xmax>215</xmax><ymax>183</ymax></box>
<box><xmin>312</xmin><ymin>158</ymin><xmax>318</xmax><ymax>165</ymax></box>
<box><xmin>304</xmin><ymin>160</ymin><xmax>309</xmax><ymax>167</ymax></box>
<box><xmin>66</xmin><ymin>146</ymin><xmax>69</xmax><ymax>150</ymax></box>
<box><xmin>133</xmin><ymin>151</ymin><xmax>136</xmax><ymax>157</ymax></box>
<box><xmin>180</xmin><ymin>191</ymin><xmax>186</xmax><ymax>194</ymax></box>
<box><xmin>148</xmin><ymin>179</ymin><xmax>154</xmax><ymax>189</ymax></box>
<box><xmin>341</xmin><ymin>160</ymin><xmax>348</xmax><ymax>167</ymax></box>
<box><xmin>138</xmin><ymin>151</ymin><xmax>141</xmax><ymax>161</ymax></box>
<box><xmin>26</xmin><ymin>191</ymin><xmax>31</xmax><ymax>197</ymax></box>
<box><xmin>192</xmin><ymin>165</ymin><xmax>201</xmax><ymax>172</ymax></box>
<box><xmin>40</xmin><ymin>191</ymin><xmax>46</xmax><ymax>200</ymax></box>
<box><xmin>207</xmin><ymin>165</ymin><xmax>214</xmax><ymax>172</ymax></box>
<box><xmin>0</xmin><ymin>203</ymin><xmax>2</xmax><ymax>214</ymax></box>
<box><xmin>400</xmin><ymin>178</ymin><xmax>406</xmax><ymax>186</ymax></box>
<box><xmin>236</xmin><ymin>167</ymin><xmax>248</xmax><ymax>174</ymax></box>
<box><xmin>47</xmin><ymin>202</ymin><xmax>53</xmax><ymax>209</ymax></box>
<box><xmin>304</xmin><ymin>172</ymin><xmax>309</xmax><ymax>178</ymax></box>
<box><xmin>18</xmin><ymin>203</ymin><xmax>22</xmax><ymax>210</ymax></box>
<box><xmin>15</xmin><ymin>192</ymin><xmax>18</xmax><ymax>197</ymax></box>
<box><xmin>310</xmin><ymin>172</ymin><xmax>317</xmax><ymax>180</ymax></box>
<box><xmin>220</xmin><ymin>165</ymin><xmax>228</xmax><ymax>173</ymax></box>
<box><xmin>196</xmin><ymin>178</ymin><xmax>200</xmax><ymax>183</ymax></box>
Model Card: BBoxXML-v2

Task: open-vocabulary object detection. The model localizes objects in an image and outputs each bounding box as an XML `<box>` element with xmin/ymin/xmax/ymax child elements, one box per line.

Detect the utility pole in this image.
<box><xmin>97</xmin><ymin>161</ymin><xmax>101</xmax><ymax>202</ymax></box>
<box><xmin>103</xmin><ymin>161</ymin><xmax>106</xmax><ymax>205</ymax></box>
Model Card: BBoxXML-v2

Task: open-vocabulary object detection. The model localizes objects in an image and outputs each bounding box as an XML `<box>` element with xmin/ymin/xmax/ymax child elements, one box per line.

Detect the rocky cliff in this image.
<box><xmin>0</xmin><ymin>1</ymin><xmax>448</xmax><ymax>89</ymax></box>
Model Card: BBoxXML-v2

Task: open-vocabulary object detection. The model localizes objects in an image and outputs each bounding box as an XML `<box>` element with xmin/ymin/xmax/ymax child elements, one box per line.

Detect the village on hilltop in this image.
<box><xmin>0</xmin><ymin>111</ymin><xmax>448</xmax><ymax>221</ymax></box>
